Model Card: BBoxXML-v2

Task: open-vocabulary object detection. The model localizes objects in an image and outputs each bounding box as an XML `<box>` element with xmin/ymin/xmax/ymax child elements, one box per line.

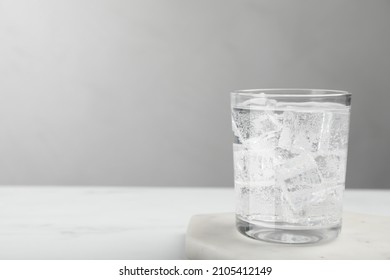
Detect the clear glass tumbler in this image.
<box><xmin>231</xmin><ymin>89</ymin><xmax>351</xmax><ymax>244</ymax></box>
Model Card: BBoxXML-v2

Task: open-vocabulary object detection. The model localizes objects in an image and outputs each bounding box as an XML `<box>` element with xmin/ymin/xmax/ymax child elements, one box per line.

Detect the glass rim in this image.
<box><xmin>231</xmin><ymin>88</ymin><xmax>351</xmax><ymax>98</ymax></box>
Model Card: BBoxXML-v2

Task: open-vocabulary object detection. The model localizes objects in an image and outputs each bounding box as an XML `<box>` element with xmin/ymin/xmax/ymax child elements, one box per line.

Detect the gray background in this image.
<box><xmin>0</xmin><ymin>0</ymin><xmax>389</xmax><ymax>188</ymax></box>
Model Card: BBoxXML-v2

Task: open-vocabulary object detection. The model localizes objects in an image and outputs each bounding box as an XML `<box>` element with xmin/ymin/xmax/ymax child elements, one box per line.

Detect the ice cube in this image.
<box><xmin>277</xmin><ymin>111</ymin><xmax>295</xmax><ymax>150</ymax></box>
<box><xmin>240</xmin><ymin>96</ymin><xmax>278</xmax><ymax>108</ymax></box>
<box><xmin>278</xmin><ymin>125</ymin><xmax>292</xmax><ymax>150</ymax></box>
<box><xmin>276</xmin><ymin>152</ymin><xmax>320</xmax><ymax>182</ymax></box>
<box><xmin>310</xmin><ymin>184</ymin><xmax>344</xmax><ymax>205</ymax></box>
<box><xmin>315</xmin><ymin>154</ymin><xmax>340</xmax><ymax>180</ymax></box>
<box><xmin>276</xmin><ymin>151</ymin><xmax>322</xmax><ymax>216</ymax></box>
<box><xmin>328</xmin><ymin>111</ymin><xmax>350</xmax><ymax>151</ymax></box>
<box><xmin>235</xmin><ymin>182</ymin><xmax>282</xmax><ymax>219</ymax></box>
<box><xmin>298</xmin><ymin>111</ymin><xmax>328</xmax><ymax>153</ymax></box>
<box><xmin>279</xmin><ymin>181</ymin><xmax>313</xmax><ymax>217</ymax></box>
<box><xmin>235</xmin><ymin>183</ymin><xmax>250</xmax><ymax>216</ymax></box>
<box><xmin>232</xmin><ymin>116</ymin><xmax>245</xmax><ymax>144</ymax></box>
<box><xmin>274</xmin><ymin>147</ymin><xmax>297</xmax><ymax>164</ymax></box>
<box><xmin>231</xmin><ymin>109</ymin><xmax>251</xmax><ymax>143</ymax></box>
<box><xmin>233</xmin><ymin>144</ymin><xmax>275</xmax><ymax>183</ymax></box>
<box><xmin>315</xmin><ymin>153</ymin><xmax>347</xmax><ymax>184</ymax></box>
<box><xmin>293</xmin><ymin>133</ymin><xmax>313</xmax><ymax>152</ymax></box>
<box><xmin>232</xmin><ymin>107</ymin><xmax>282</xmax><ymax>150</ymax></box>
<box><xmin>241</xmin><ymin>97</ymin><xmax>267</xmax><ymax>107</ymax></box>
<box><xmin>279</xmin><ymin>110</ymin><xmax>329</xmax><ymax>153</ymax></box>
<box><xmin>318</xmin><ymin>112</ymin><xmax>333</xmax><ymax>153</ymax></box>
<box><xmin>252</xmin><ymin>111</ymin><xmax>282</xmax><ymax>137</ymax></box>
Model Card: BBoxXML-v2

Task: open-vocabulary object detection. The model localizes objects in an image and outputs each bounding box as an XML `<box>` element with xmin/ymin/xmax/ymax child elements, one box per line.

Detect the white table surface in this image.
<box><xmin>0</xmin><ymin>186</ymin><xmax>389</xmax><ymax>259</ymax></box>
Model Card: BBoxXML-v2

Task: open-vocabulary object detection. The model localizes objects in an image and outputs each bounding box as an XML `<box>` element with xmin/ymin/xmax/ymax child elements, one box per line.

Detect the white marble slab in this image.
<box><xmin>185</xmin><ymin>212</ymin><xmax>390</xmax><ymax>260</ymax></box>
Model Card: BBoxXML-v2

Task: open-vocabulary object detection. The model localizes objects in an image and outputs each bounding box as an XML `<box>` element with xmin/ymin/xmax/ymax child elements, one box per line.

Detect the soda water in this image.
<box><xmin>232</xmin><ymin>97</ymin><xmax>350</xmax><ymax>243</ymax></box>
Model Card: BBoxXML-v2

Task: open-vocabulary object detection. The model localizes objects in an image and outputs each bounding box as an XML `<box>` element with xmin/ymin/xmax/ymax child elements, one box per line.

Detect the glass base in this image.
<box><xmin>236</xmin><ymin>217</ymin><xmax>341</xmax><ymax>244</ymax></box>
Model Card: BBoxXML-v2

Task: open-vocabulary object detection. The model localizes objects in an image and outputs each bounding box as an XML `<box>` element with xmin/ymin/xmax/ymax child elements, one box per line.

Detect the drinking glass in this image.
<box><xmin>231</xmin><ymin>89</ymin><xmax>351</xmax><ymax>244</ymax></box>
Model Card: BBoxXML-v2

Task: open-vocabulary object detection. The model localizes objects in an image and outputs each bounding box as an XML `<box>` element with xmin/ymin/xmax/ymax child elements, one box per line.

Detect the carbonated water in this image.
<box><xmin>232</xmin><ymin>97</ymin><xmax>350</xmax><ymax>243</ymax></box>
